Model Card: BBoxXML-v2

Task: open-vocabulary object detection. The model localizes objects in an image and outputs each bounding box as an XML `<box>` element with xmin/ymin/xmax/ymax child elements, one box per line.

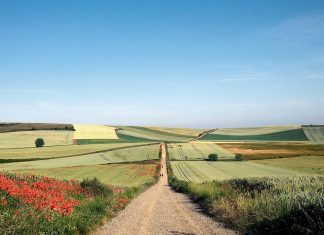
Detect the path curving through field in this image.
<box><xmin>94</xmin><ymin>143</ymin><xmax>236</xmax><ymax>235</ymax></box>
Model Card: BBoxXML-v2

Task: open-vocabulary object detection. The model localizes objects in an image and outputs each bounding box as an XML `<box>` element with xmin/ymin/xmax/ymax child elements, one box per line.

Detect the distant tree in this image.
<box><xmin>208</xmin><ymin>153</ymin><xmax>218</xmax><ymax>161</ymax></box>
<box><xmin>35</xmin><ymin>138</ymin><xmax>45</xmax><ymax>148</ymax></box>
<box><xmin>235</xmin><ymin>153</ymin><xmax>244</xmax><ymax>161</ymax></box>
<box><xmin>32</xmin><ymin>127</ymin><xmax>36</xmax><ymax>130</ymax></box>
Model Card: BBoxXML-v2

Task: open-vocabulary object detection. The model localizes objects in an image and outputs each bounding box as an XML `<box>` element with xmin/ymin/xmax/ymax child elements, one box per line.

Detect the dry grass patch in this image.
<box><xmin>218</xmin><ymin>142</ymin><xmax>324</xmax><ymax>160</ymax></box>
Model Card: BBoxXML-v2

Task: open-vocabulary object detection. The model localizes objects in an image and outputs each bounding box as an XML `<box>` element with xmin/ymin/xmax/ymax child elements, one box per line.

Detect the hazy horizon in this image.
<box><xmin>1</xmin><ymin>1</ymin><xmax>324</xmax><ymax>127</ymax></box>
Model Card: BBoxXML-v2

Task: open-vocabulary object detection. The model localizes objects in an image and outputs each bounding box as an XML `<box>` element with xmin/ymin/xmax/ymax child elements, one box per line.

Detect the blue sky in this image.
<box><xmin>1</xmin><ymin>0</ymin><xmax>324</xmax><ymax>127</ymax></box>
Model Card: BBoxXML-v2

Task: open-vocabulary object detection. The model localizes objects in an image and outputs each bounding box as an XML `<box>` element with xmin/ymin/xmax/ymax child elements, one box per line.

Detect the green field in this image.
<box><xmin>303</xmin><ymin>127</ymin><xmax>324</xmax><ymax>142</ymax></box>
<box><xmin>171</xmin><ymin>161</ymin><xmax>301</xmax><ymax>183</ymax></box>
<box><xmin>146</xmin><ymin>127</ymin><xmax>207</xmax><ymax>137</ymax></box>
<box><xmin>167</xmin><ymin>143</ymin><xmax>235</xmax><ymax>160</ymax></box>
<box><xmin>0</xmin><ymin>142</ymin><xmax>156</xmax><ymax>161</ymax></box>
<box><xmin>17</xmin><ymin>163</ymin><xmax>158</xmax><ymax>187</ymax></box>
<box><xmin>0</xmin><ymin>130</ymin><xmax>74</xmax><ymax>149</ymax></box>
<box><xmin>253</xmin><ymin>155</ymin><xmax>324</xmax><ymax>175</ymax></box>
<box><xmin>116</xmin><ymin>126</ymin><xmax>191</xmax><ymax>142</ymax></box>
<box><xmin>200</xmin><ymin>128</ymin><xmax>309</xmax><ymax>142</ymax></box>
<box><xmin>0</xmin><ymin>144</ymin><xmax>160</xmax><ymax>170</ymax></box>
<box><xmin>210</xmin><ymin>125</ymin><xmax>300</xmax><ymax>135</ymax></box>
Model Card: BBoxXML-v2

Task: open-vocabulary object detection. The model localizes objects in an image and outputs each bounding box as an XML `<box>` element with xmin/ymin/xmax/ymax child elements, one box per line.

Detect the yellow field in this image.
<box><xmin>0</xmin><ymin>130</ymin><xmax>73</xmax><ymax>149</ymax></box>
<box><xmin>73</xmin><ymin>124</ymin><xmax>119</xmax><ymax>139</ymax></box>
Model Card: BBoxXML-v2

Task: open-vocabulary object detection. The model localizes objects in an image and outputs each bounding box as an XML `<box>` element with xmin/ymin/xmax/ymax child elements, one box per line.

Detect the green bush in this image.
<box><xmin>80</xmin><ymin>177</ymin><xmax>112</xmax><ymax>197</ymax></box>
<box><xmin>35</xmin><ymin>138</ymin><xmax>45</xmax><ymax>147</ymax></box>
<box><xmin>235</xmin><ymin>153</ymin><xmax>244</xmax><ymax>161</ymax></box>
<box><xmin>208</xmin><ymin>153</ymin><xmax>218</xmax><ymax>161</ymax></box>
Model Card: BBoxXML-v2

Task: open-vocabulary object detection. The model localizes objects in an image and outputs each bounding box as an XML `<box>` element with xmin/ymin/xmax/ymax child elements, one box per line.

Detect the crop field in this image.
<box><xmin>303</xmin><ymin>127</ymin><xmax>324</xmax><ymax>142</ymax></box>
<box><xmin>171</xmin><ymin>161</ymin><xmax>301</xmax><ymax>183</ymax></box>
<box><xmin>253</xmin><ymin>155</ymin><xmax>324</xmax><ymax>175</ymax></box>
<box><xmin>16</xmin><ymin>163</ymin><xmax>158</xmax><ymax>187</ymax></box>
<box><xmin>116</xmin><ymin>126</ymin><xmax>191</xmax><ymax>142</ymax></box>
<box><xmin>0</xmin><ymin>142</ymin><xmax>156</xmax><ymax>161</ymax></box>
<box><xmin>0</xmin><ymin>122</ymin><xmax>74</xmax><ymax>132</ymax></box>
<box><xmin>210</xmin><ymin>125</ymin><xmax>300</xmax><ymax>135</ymax></box>
<box><xmin>200</xmin><ymin>128</ymin><xmax>309</xmax><ymax>142</ymax></box>
<box><xmin>167</xmin><ymin>143</ymin><xmax>234</xmax><ymax>160</ymax></box>
<box><xmin>0</xmin><ymin>144</ymin><xmax>160</xmax><ymax>170</ymax></box>
<box><xmin>146</xmin><ymin>127</ymin><xmax>207</xmax><ymax>137</ymax></box>
<box><xmin>218</xmin><ymin>142</ymin><xmax>324</xmax><ymax>160</ymax></box>
<box><xmin>0</xmin><ymin>130</ymin><xmax>74</xmax><ymax>149</ymax></box>
<box><xmin>73</xmin><ymin>124</ymin><xmax>119</xmax><ymax>140</ymax></box>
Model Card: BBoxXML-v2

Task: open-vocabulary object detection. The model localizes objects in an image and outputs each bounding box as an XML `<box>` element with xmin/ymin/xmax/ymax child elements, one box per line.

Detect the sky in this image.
<box><xmin>1</xmin><ymin>0</ymin><xmax>324</xmax><ymax>128</ymax></box>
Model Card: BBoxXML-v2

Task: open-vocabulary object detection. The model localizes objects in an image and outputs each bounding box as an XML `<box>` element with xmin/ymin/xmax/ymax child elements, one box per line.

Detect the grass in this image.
<box><xmin>253</xmin><ymin>155</ymin><xmax>324</xmax><ymax>175</ymax></box>
<box><xmin>146</xmin><ymin>126</ymin><xmax>208</xmax><ymax>137</ymax></box>
<box><xmin>0</xmin><ymin>142</ymin><xmax>155</xmax><ymax>161</ymax></box>
<box><xmin>218</xmin><ymin>142</ymin><xmax>324</xmax><ymax>160</ymax></box>
<box><xmin>16</xmin><ymin>163</ymin><xmax>159</xmax><ymax>187</ymax></box>
<box><xmin>303</xmin><ymin>126</ymin><xmax>324</xmax><ymax>142</ymax></box>
<box><xmin>210</xmin><ymin>125</ymin><xmax>300</xmax><ymax>135</ymax></box>
<box><xmin>116</xmin><ymin>126</ymin><xmax>191</xmax><ymax>142</ymax></box>
<box><xmin>167</xmin><ymin>143</ymin><xmax>235</xmax><ymax>160</ymax></box>
<box><xmin>0</xmin><ymin>130</ymin><xmax>74</xmax><ymax>149</ymax></box>
<box><xmin>201</xmin><ymin>129</ymin><xmax>309</xmax><ymax>141</ymax></box>
<box><xmin>0</xmin><ymin>144</ymin><xmax>160</xmax><ymax>170</ymax></box>
<box><xmin>170</xmin><ymin>161</ymin><xmax>301</xmax><ymax>183</ymax></box>
<box><xmin>73</xmin><ymin>124</ymin><xmax>119</xmax><ymax>140</ymax></box>
<box><xmin>169</xmin><ymin>176</ymin><xmax>324</xmax><ymax>234</ymax></box>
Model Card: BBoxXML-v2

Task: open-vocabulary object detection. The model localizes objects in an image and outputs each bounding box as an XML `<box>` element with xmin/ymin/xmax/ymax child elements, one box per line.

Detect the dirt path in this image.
<box><xmin>94</xmin><ymin>143</ymin><xmax>236</xmax><ymax>235</ymax></box>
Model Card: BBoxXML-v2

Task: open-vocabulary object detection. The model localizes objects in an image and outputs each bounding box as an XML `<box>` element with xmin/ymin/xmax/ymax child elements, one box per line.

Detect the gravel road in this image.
<box><xmin>94</xmin><ymin>143</ymin><xmax>236</xmax><ymax>235</ymax></box>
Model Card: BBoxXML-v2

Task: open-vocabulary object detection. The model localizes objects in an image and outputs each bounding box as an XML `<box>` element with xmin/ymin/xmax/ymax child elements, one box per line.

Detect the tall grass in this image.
<box><xmin>169</xmin><ymin>175</ymin><xmax>324</xmax><ymax>234</ymax></box>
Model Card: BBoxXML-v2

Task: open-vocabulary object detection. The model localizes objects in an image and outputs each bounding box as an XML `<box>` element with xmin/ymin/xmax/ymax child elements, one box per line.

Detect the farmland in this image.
<box><xmin>167</xmin><ymin>143</ymin><xmax>235</xmax><ymax>160</ymax></box>
<box><xmin>0</xmin><ymin>142</ymin><xmax>156</xmax><ymax>161</ymax></box>
<box><xmin>17</xmin><ymin>163</ymin><xmax>159</xmax><ymax>187</ymax></box>
<box><xmin>73</xmin><ymin>124</ymin><xmax>119</xmax><ymax>140</ymax></box>
<box><xmin>0</xmin><ymin>123</ymin><xmax>74</xmax><ymax>133</ymax></box>
<box><xmin>200</xmin><ymin>128</ymin><xmax>309</xmax><ymax>142</ymax></box>
<box><xmin>116</xmin><ymin>126</ymin><xmax>192</xmax><ymax>142</ymax></box>
<box><xmin>253</xmin><ymin>155</ymin><xmax>324</xmax><ymax>175</ymax></box>
<box><xmin>0</xmin><ymin>144</ymin><xmax>160</xmax><ymax>170</ymax></box>
<box><xmin>0</xmin><ymin>130</ymin><xmax>74</xmax><ymax>149</ymax></box>
<box><xmin>170</xmin><ymin>161</ymin><xmax>301</xmax><ymax>183</ymax></box>
<box><xmin>1</xmin><ymin>123</ymin><xmax>324</xmax><ymax>234</ymax></box>
<box><xmin>146</xmin><ymin>126</ymin><xmax>207</xmax><ymax>137</ymax></box>
<box><xmin>303</xmin><ymin>126</ymin><xmax>324</xmax><ymax>142</ymax></box>
<box><xmin>218</xmin><ymin>142</ymin><xmax>324</xmax><ymax>160</ymax></box>
<box><xmin>210</xmin><ymin>125</ymin><xmax>300</xmax><ymax>135</ymax></box>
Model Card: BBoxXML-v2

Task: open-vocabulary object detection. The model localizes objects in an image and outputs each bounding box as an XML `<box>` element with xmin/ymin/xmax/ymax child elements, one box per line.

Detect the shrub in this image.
<box><xmin>235</xmin><ymin>153</ymin><xmax>244</xmax><ymax>161</ymax></box>
<box><xmin>35</xmin><ymin>138</ymin><xmax>45</xmax><ymax>147</ymax></box>
<box><xmin>208</xmin><ymin>154</ymin><xmax>218</xmax><ymax>161</ymax></box>
<box><xmin>80</xmin><ymin>177</ymin><xmax>112</xmax><ymax>197</ymax></box>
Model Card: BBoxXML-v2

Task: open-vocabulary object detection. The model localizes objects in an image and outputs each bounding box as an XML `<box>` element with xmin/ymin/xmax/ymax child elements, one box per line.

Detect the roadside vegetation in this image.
<box><xmin>169</xmin><ymin>175</ymin><xmax>324</xmax><ymax>234</ymax></box>
<box><xmin>0</xmin><ymin>172</ymin><xmax>155</xmax><ymax>234</ymax></box>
